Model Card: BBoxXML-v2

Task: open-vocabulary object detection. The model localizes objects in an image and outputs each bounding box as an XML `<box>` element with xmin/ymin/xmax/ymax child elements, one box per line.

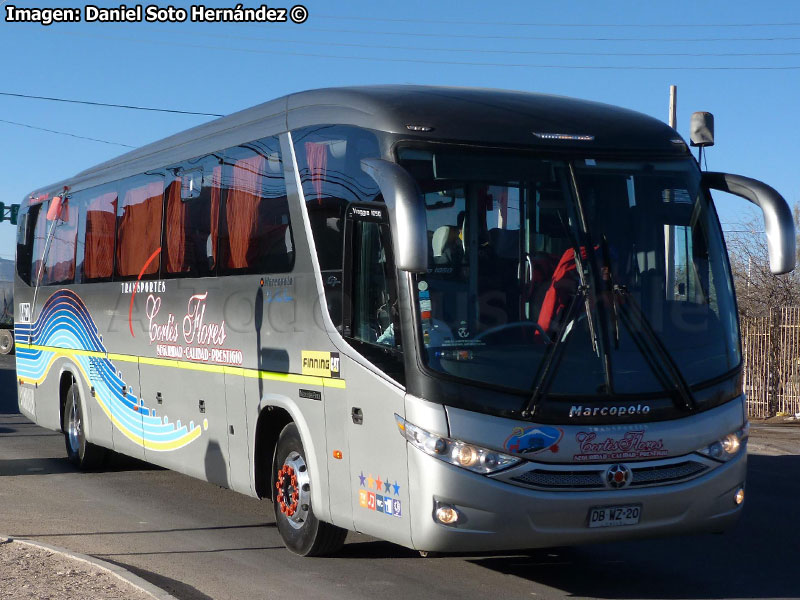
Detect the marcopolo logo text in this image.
<box><xmin>569</xmin><ymin>404</ymin><xmax>651</xmax><ymax>418</ymax></box>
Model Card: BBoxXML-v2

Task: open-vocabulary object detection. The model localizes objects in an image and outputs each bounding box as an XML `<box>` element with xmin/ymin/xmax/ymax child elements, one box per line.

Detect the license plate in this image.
<box><xmin>588</xmin><ymin>505</ymin><xmax>641</xmax><ymax>528</ymax></box>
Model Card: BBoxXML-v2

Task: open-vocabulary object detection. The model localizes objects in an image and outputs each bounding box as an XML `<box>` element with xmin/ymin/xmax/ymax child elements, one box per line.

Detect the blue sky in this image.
<box><xmin>1</xmin><ymin>0</ymin><xmax>798</xmax><ymax>261</ymax></box>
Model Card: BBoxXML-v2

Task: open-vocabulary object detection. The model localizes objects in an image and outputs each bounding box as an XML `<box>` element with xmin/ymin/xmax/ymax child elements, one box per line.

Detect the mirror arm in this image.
<box><xmin>703</xmin><ymin>171</ymin><xmax>796</xmax><ymax>275</ymax></box>
<box><xmin>361</xmin><ymin>158</ymin><xmax>429</xmax><ymax>273</ymax></box>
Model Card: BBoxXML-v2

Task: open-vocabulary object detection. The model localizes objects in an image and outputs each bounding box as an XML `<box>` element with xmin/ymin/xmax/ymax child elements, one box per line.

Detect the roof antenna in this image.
<box><xmin>690</xmin><ymin>111</ymin><xmax>715</xmax><ymax>170</ymax></box>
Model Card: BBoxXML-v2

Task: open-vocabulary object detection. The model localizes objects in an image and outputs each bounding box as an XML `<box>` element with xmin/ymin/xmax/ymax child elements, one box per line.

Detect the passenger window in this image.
<box><xmin>293</xmin><ymin>126</ymin><xmax>381</xmax><ymax>271</ymax></box>
<box><xmin>164</xmin><ymin>155</ymin><xmax>223</xmax><ymax>277</ymax></box>
<box><xmin>29</xmin><ymin>199</ymin><xmax>50</xmax><ymax>286</ymax></box>
<box><xmin>116</xmin><ymin>175</ymin><xmax>164</xmax><ymax>279</ymax></box>
<box><xmin>40</xmin><ymin>196</ymin><xmax>79</xmax><ymax>285</ymax></box>
<box><xmin>83</xmin><ymin>186</ymin><xmax>118</xmax><ymax>281</ymax></box>
<box><xmin>16</xmin><ymin>199</ymin><xmax>45</xmax><ymax>285</ymax></box>
<box><xmin>219</xmin><ymin>137</ymin><xmax>293</xmax><ymax>274</ymax></box>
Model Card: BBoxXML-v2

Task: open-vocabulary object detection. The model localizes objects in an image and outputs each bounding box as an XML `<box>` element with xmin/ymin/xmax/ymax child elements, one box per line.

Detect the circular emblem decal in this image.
<box><xmin>605</xmin><ymin>464</ymin><xmax>631</xmax><ymax>489</ymax></box>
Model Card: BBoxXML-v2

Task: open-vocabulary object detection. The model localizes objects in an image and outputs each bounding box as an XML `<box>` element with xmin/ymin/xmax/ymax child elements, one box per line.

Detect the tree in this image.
<box><xmin>726</xmin><ymin>204</ymin><xmax>800</xmax><ymax>416</ymax></box>
<box><xmin>725</xmin><ymin>204</ymin><xmax>800</xmax><ymax>318</ymax></box>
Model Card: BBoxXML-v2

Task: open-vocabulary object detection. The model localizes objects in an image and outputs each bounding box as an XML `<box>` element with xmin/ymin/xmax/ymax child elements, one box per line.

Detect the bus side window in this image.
<box><xmin>293</xmin><ymin>125</ymin><xmax>381</xmax><ymax>328</ymax></box>
<box><xmin>16</xmin><ymin>201</ymin><xmax>44</xmax><ymax>286</ymax></box>
<box><xmin>218</xmin><ymin>137</ymin><xmax>294</xmax><ymax>275</ymax></box>
<box><xmin>40</xmin><ymin>196</ymin><xmax>79</xmax><ymax>286</ymax></box>
<box><xmin>116</xmin><ymin>175</ymin><xmax>164</xmax><ymax>280</ymax></box>
<box><xmin>30</xmin><ymin>200</ymin><xmax>50</xmax><ymax>287</ymax></box>
<box><xmin>294</xmin><ymin>126</ymin><xmax>381</xmax><ymax>270</ymax></box>
<box><xmin>164</xmin><ymin>155</ymin><xmax>223</xmax><ymax>277</ymax></box>
<box><xmin>83</xmin><ymin>186</ymin><xmax>118</xmax><ymax>281</ymax></box>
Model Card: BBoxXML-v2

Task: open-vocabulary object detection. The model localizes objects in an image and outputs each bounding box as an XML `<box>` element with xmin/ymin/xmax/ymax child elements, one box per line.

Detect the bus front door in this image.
<box><xmin>340</xmin><ymin>203</ymin><xmax>411</xmax><ymax>546</ymax></box>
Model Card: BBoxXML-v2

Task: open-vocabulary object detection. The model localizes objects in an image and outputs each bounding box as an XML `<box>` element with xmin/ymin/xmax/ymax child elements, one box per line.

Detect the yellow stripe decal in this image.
<box><xmin>18</xmin><ymin>344</ymin><xmax>346</xmax><ymax>389</ymax></box>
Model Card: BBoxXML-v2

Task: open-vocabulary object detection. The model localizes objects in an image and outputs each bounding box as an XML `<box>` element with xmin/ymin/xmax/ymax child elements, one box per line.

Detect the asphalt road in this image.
<box><xmin>1</xmin><ymin>353</ymin><xmax>798</xmax><ymax>600</ymax></box>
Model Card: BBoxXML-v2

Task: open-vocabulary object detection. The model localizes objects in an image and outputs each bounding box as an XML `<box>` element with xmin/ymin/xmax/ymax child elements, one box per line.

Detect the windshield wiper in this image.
<box><xmin>613</xmin><ymin>286</ymin><xmax>696</xmax><ymax>412</ymax></box>
<box><xmin>521</xmin><ymin>249</ymin><xmax>595</xmax><ymax>419</ymax></box>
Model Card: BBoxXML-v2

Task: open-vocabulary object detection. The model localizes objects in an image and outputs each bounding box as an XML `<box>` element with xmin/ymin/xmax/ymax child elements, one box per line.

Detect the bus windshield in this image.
<box><xmin>398</xmin><ymin>148</ymin><xmax>740</xmax><ymax>401</ymax></box>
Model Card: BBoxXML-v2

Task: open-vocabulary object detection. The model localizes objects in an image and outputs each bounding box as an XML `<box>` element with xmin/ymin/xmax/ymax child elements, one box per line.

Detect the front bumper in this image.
<box><xmin>407</xmin><ymin>445</ymin><xmax>746</xmax><ymax>552</ymax></box>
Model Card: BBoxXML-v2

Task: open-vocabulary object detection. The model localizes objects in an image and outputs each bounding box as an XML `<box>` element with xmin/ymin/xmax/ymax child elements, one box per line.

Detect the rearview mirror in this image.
<box><xmin>703</xmin><ymin>171</ymin><xmax>795</xmax><ymax>274</ymax></box>
<box><xmin>361</xmin><ymin>158</ymin><xmax>428</xmax><ymax>273</ymax></box>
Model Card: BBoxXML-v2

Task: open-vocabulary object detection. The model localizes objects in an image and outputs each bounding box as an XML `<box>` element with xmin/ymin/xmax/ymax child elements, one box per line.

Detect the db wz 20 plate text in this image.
<box><xmin>588</xmin><ymin>504</ymin><xmax>641</xmax><ymax>528</ymax></box>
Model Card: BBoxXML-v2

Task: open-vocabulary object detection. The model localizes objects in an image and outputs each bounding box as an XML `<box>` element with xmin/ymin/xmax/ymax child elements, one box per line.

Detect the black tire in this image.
<box><xmin>0</xmin><ymin>329</ymin><xmax>13</xmax><ymax>355</ymax></box>
<box><xmin>272</xmin><ymin>423</ymin><xmax>347</xmax><ymax>556</ymax></box>
<box><xmin>63</xmin><ymin>382</ymin><xmax>106</xmax><ymax>470</ymax></box>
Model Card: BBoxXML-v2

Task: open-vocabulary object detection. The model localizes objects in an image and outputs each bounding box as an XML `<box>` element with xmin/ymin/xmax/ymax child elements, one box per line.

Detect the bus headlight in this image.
<box><xmin>697</xmin><ymin>423</ymin><xmax>749</xmax><ymax>462</ymax></box>
<box><xmin>395</xmin><ymin>415</ymin><xmax>521</xmax><ymax>474</ymax></box>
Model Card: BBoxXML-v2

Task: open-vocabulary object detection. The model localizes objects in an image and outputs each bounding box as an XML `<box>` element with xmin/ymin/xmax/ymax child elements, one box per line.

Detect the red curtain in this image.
<box><xmin>84</xmin><ymin>192</ymin><xmax>117</xmax><ymax>280</ymax></box>
<box><xmin>116</xmin><ymin>181</ymin><xmax>163</xmax><ymax>277</ymax></box>
<box><xmin>226</xmin><ymin>155</ymin><xmax>264</xmax><ymax>269</ymax></box>
<box><xmin>165</xmin><ymin>181</ymin><xmax>187</xmax><ymax>273</ymax></box>
<box><xmin>304</xmin><ymin>142</ymin><xmax>327</xmax><ymax>204</ymax></box>
<box><xmin>225</xmin><ymin>158</ymin><xmax>288</xmax><ymax>270</ymax></box>
<box><xmin>166</xmin><ymin>167</ymin><xmax>221</xmax><ymax>274</ymax></box>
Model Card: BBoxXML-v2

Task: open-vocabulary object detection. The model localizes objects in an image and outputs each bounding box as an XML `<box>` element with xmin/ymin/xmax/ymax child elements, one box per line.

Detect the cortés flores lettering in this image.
<box><xmin>183</xmin><ymin>293</ymin><xmax>226</xmax><ymax>346</ymax></box>
<box><xmin>147</xmin><ymin>292</ymin><xmax>242</xmax><ymax>365</ymax></box>
<box><xmin>573</xmin><ymin>430</ymin><xmax>667</xmax><ymax>462</ymax></box>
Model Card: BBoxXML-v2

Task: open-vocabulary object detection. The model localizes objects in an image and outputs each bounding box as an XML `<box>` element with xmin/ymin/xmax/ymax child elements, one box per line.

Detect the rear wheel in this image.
<box><xmin>0</xmin><ymin>329</ymin><xmax>13</xmax><ymax>355</ymax></box>
<box><xmin>64</xmin><ymin>382</ymin><xmax>105</xmax><ymax>470</ymax></box>
<box><xmin>272</xmin><ymin>423</ymin><xmax>347</xmax><ymax>556</ymax></box>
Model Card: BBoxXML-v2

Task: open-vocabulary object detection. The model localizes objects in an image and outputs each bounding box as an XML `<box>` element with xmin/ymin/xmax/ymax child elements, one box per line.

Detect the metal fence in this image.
<box><xmin>741</xmin><ymin>307</ymin><xmax>800</xmax><ymax>418</ymax></box>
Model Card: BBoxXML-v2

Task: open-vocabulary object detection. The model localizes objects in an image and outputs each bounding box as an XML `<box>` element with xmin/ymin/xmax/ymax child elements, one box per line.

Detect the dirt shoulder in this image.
<box><xmin>0</xmin><ymin>539</ymin><xmax>157</xmax><ymax>600</ymax></box>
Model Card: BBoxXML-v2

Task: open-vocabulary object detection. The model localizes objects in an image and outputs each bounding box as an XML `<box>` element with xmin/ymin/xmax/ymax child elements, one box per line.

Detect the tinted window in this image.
<box><xmin>83</xmin><ymin>185</ymin><xmax>118</xmax><ymax>281</ymax></box>
<box><xmin>116</xmin><ymin>175</ymin><xmax>164</xmax><ymax>279</ymax></box>
<box><xmin>293</xmin><ymin>126</ymin><xmax>381</xmax><ymax>271</ymax></box>
<box><xmin>351</xmin><ymin>220</ymin><xmax>400</xmax><ymax>350</ymax></box>
<box><xmin>16</xmin><ymin>199</ymin><xmax>45</xmax><ymax>285</ymax></box>
<box><xmin>41</xmin><ymin>197</ymin><xmax>78</xmax><ymax>285</ymax></box>
<box><xmin>30</xmin><ymin>199</ymin><xmax>51</xmax><ymax>287</ymax></box>
<box><xmin>165</xmin><ymin>155</ymin><xmax>223</xmax><ymax>277</ymax></box>
<box><xmin>219</xmin><ymin>137</ymin><xmax>293</xmax><ymax>274</ymax></box>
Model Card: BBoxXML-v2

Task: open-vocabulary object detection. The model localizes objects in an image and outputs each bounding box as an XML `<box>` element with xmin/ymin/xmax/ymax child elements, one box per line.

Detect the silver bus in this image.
<box><xmin>14</xmin><ymin>86</ymin><xmax>795</xmax><ymax>556</ymax></box>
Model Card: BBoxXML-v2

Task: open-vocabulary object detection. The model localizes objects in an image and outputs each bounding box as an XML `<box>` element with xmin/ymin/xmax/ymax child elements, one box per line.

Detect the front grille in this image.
<box><xmin>506</xmin><ymin>458</ymin><xmax>710</xmax><ymax>491</ymax></box>
<box><xmin>512</xmin><ymin>469</ymin><xmax>604</xmax><ymax>489</ymax></box>
<box><xmin>630</xmin><ymin>461</ymin><xmax>708</xmax><ymax>486</ymax></box>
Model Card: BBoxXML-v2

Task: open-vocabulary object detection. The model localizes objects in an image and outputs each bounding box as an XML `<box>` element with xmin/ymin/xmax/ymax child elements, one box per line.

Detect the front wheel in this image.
<box><xmin>64</xmin><ymin>382</ymin><xmax>106</xmax><ymax>470</ymax></box>
<box><xmin>272</xmin><ymin>423</ymin><xmax>347</xmax><ymax>556</ymax></box>
<box><xmin>0</xmin><ymin>329</ymin><xmax>13</xmax><ymax>354</ymax></box>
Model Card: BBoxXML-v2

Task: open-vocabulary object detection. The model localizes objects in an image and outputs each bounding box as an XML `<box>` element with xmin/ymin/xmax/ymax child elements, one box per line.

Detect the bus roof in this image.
<box><xmin>30</xmin><ymin>85</ymin><xmax>688</xmax><ymax>197</ymax></box>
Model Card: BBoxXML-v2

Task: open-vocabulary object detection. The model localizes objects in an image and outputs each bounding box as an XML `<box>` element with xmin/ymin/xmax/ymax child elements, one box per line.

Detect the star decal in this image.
<box><xmin>359</xmin><ymin>472</ymin><xmax>366</xmax><ymax>487</ymax></box>
<box><xmin>375</xmin><ymin>475</ymin><xmax>383</xmax><ymax>491</ymax></box>
<box><xmin>392</xmin><ymin>481</ymin><xmax>400</xmax><ymax>495</ymax></box>
<box><xmin>383</xmin><ymin>478</ymin><xmax>391</xmax><ymax>493</ymax></box>
<box><xmin>367</xmin><ymin>474</ymin><xmax>375</xmax><ymax>489</ymax></box>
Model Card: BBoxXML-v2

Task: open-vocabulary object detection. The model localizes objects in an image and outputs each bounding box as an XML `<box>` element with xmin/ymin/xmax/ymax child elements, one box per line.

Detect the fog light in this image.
<box><xmin>435</xmin><ymin>505</ymin><xmax>459</xmax><ymax>525</ymax></box>
<box><xmin>734</xmin><ymin>488</ymin><xmax>745</xmax><ymax>505</ymax></box>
